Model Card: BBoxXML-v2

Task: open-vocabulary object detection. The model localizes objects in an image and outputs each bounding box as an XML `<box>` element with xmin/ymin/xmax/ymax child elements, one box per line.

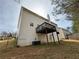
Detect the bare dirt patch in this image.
<box><xmin>0</xmin><ymin>41</ymin><xmax>79</xmax><ymax>59</ymax></box>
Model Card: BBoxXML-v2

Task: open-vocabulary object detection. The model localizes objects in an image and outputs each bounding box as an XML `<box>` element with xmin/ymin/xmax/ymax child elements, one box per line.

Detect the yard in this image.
<box><xmin>0</xmin><ymin>40</ymin><xmax>79</xmax><ymax>59</ymax></box>
<box><xmin>0</xmin><ymin>38</ymin><xmax>16</xmax><ymax>50</ymax></box>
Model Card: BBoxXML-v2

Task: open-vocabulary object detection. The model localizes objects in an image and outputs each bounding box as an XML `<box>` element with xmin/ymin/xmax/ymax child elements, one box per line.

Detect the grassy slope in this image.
<box><xmin>0</xmin><ymin>40</ymin><xmax>79</xmax><ymax>59</ymax></box>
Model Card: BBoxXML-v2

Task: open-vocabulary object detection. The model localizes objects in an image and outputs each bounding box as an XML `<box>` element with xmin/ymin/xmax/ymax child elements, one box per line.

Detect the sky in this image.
<box><xmin>0</xmin><ymin>0</ymin><xmax>72</xmax><ymax>33</ymax></box>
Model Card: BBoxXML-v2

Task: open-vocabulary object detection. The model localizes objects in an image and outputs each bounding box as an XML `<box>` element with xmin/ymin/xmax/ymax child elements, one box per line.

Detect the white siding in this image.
<box><xmin>58</xmin><ymin>28</ymin><xmax>71</xmax><ymax>40</ymax></box>
<box><xmin>58</xmin><ymin>28</ymin><xmax>65</xmax><ymax>40</ymax></box>
<box><xmin>17</xmin><ymin>7</ymin><xmax>58</xmax><ymax>46</ymax></box>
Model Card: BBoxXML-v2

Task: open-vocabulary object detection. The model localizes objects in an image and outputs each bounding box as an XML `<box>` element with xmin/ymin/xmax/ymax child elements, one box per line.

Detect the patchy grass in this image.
<box><xmin>0</xmin><ymin>38</ymin><xmax>16</xmax><ymax>50</ymax></box>
<box><xmin>1</xmin><ymin>40</ymin><xmax>79</xmax><ymax>59</ymax></box>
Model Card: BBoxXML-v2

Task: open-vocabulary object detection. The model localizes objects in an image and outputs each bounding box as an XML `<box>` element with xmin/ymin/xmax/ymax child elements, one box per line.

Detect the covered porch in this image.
<box><xmin>36</xmin><ymin>22</ymin><xmax>60</xmax><ymax>44</ymax></box>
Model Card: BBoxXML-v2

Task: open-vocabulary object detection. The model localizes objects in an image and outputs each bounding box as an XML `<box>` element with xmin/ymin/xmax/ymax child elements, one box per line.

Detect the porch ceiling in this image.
<box><xmin>36</xmin><ymin>22</ymin><xmax>56</xmax><ymax>33</ymax></box>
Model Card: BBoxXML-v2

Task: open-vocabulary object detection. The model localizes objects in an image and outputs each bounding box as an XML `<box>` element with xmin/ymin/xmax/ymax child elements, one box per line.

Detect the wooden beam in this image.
<box><xmin>52</xmin><ymin>33</ymin><xmax>56</xmax><ymax>44</ymax></box>
<box><xmin>45</xmin><ymin>29</ymin><xmax>49</xmax><ymax>44</ymax></box>
<box><xmin>54</xmin><ymin>27</ymin><xmax>60</xmax><ymax>44</ymax></box>
<box><xmin>56</xmin><ymin>31</ymin><xmax>60</xmax><ymax>44</ymax></box>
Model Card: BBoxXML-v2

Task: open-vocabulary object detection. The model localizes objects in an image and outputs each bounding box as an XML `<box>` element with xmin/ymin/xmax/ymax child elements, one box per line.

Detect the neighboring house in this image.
<box><xmin>68</xmin><ymin>33</ymin><xmax>79</xmax><ymax>40</ymax></box>
<box><xmin>17</xmin><ymin>7</ymin><xmax>60</xmax><ymax>46</ymax></box>
<box><xmin>58</xmin><ymin>27</ymin><xmax>71</xmax><ymax>40</ymax></box>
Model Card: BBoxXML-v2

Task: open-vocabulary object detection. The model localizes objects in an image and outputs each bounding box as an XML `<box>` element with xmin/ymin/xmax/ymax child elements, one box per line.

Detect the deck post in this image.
<box><xmin>45</xmin><ymin>29</ymin><xmax>49</xmax><ymax>44</ymax></box>
<box><xmin>54</xmin><ymin>27</ymin><xmax>60</xmax><ymax>44</ymax></box>
<box><xmin>52</xmin><ymin>32</ymin><xmax>56</xmax><ymax>44</ymax></box>
<box><xmin>56</xmin><ymin>31</ymin><xmax>60</xmax><ymax>44</ymax></box>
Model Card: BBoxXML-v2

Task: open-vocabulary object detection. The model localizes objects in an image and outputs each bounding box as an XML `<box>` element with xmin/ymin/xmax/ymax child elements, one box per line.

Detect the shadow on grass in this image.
<box><xmin>29</xmin><ymin>41</ymin><xmax>63</xmax><ymax>49</ymax></box>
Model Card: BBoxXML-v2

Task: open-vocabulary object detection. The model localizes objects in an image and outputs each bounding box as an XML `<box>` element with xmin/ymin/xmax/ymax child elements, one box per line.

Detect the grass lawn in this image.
<box><xmin>0</xmin><ymin>40</ymin><xmax>79</xmax><ymax>59</ymax></box>
<box><xmin>0</xmin><ymin>38</ymin><xmax>16</xmax><ymax>50</ymax></box>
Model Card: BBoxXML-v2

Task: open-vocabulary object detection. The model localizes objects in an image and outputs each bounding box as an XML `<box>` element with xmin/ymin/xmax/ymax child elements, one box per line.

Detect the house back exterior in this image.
<box><xmin>17</xmin><ymin>7</ymin><xmax>62</xmax><ymax>46</ymax></box>
<box><xmin>58</xmin><ymin>28</ymin><xmax>71</xmax><ymax>39</ymax></box>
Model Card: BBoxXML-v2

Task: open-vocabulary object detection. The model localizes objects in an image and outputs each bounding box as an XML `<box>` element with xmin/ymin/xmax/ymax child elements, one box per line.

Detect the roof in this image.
<box><xmin>21</xmin><ymin>6</ymin><xmax>57</xmax><ymax>26</ymax></box>
<box><xmin>58</xmin><ymin>27</ymin><xmax>70</xmax><ymax>33</ymax></box>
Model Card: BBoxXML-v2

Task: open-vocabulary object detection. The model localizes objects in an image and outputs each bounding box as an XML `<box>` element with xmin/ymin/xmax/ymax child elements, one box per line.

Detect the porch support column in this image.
<box><xmin>56</xmin><ymin>31</ymin><xmax>60</xmax><ymax>44</ymax></box>
<box><xmin>52</xmin><ymin>32</ymin><xmax>56</xmax><ymax>44</ymax></box>
<box><xmin>55</xmin><ymin>27</ymin><xmax>60</xmax><ymax>44</ymax></box>
<box><xmin>45</xmin><ymin>29</ymin><xmax>49</xmax><ymax>44</ymax></box>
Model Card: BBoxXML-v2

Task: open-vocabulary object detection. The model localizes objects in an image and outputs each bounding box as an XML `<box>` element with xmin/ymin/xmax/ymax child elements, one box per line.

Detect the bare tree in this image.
<box><xmin>1</xmin><ymin>31</ymin><xmax>8</xmax><ymax>37</ymax></box>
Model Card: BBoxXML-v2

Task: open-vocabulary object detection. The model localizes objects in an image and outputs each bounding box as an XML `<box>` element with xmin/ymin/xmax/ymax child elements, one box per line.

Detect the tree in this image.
<box><xmin>63</xmin><ymin>0</ymin><xmax>79</xmax><ymax>33</ymax></box>
<box><xmin>65</xmin><ymin>0</ymin><xmax>79</xmax><ymax>33</ymax></box>
<box><xmin>1</xmin><ymin>32</ymin><xmax>8</xmax><ymax>37</ymax></box>
<box><xmin>51</xmin><ymin>0</ymin><xmax>79</xmax><ymax>33</ymax></box>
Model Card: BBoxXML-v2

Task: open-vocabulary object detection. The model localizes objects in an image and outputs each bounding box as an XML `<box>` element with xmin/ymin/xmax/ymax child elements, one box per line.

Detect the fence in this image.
<box><xmin>0</xmin><ymin>38</ymin><xmax>16</xmax><ymax>50</ymax></box>
<box><xmin>69</xmin><ymin>33</ymin><xmax>79</xmax><ymax>40</ymax></box>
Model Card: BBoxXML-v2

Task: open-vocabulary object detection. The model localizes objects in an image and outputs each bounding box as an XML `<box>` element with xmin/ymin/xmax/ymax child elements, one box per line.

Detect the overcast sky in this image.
<box><xmin>0</xmin><ymin>0</ymin><xmax>72</xmax><ymax>33</ymax></box>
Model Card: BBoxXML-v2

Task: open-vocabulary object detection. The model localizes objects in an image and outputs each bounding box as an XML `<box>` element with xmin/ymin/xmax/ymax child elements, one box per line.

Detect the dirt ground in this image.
<box><xmin>1</xmin><ymin>40</ymin><xmax>79</xmax><ymax>59</ymax></box>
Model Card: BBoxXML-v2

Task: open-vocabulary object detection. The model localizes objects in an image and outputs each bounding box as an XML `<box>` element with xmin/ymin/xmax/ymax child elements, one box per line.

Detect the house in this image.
<box><xmin>68</xmin><ymin>33</ymin><xmax>79</xmax><ymax>40</ymax></box>
<box><xmin>17</xmin><ymin>7</ymin><xmax>60</xmax><ymax>46</ymax></box>
<box><xmin>58</xmin><ymin>27</ymin><xmax>71</xmax><ymax>40</ymax></box>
